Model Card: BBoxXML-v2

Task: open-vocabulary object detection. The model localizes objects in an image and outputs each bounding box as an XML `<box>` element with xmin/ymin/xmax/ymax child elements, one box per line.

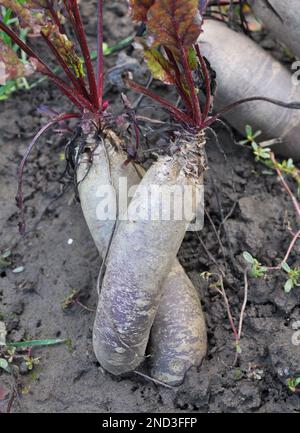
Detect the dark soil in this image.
<box><xmin>0</xmin><ymin>0</ymin><xmax>300</xmax><ymax>413</ymax></box>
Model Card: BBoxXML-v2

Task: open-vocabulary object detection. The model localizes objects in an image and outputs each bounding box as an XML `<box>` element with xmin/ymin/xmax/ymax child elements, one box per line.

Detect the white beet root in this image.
<box><xmin>94</xmin><ymin>159</ymin><xmax>203</xmax><ymax>374</ymax></box>
<box><xmin>77</xmin><ymin>132</ymin><xmax>207</xmax><ymax>383</ymax></box>
<box><xmin>201</xmin><ymin>19</ymin><xmax>300</xmax><ymax>160</ymax></box>
<box><xmin>148</xmin><ymin>260</ymin><xmax>207</xmax><ymax>386</ymax></box>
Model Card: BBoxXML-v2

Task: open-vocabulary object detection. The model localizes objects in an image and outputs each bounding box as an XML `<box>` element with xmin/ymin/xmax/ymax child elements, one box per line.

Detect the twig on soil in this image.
<box><xmin>133</xmin><ymin>370</ymin><xmax>175</xmax><ymax>389</ymax></box>
<box><xmin>204</xmin><ymin>208</ymin><xmax>228</xmax><ymax>272</ymax></box>
<box><xmin>236</xmin><ymin>270</ymin><xmax>249</xmax><ymax>364</ymax></box>
<box><xmin>209</xmin><ymin>176</ymin><xmax>237</xmax><ymax>272</ymax></box>
<box><xmin>196</xmin><ymin>233</ymin><xmax>224</xmax><ymax>273</ymax></box>
<box><xmin>270</xmin><ymin>153</ymin><xmax>300</xmax><ymax>219</ymax></box>
<box><xmin>217</xmin><ymin>200</ymin><xmax>238</xmax><ymax>237</ymax></box>
<box><xmin>75</xmin><ymin>299</ymin><xmax>96</xmax><ymax>313</ymax></box>
<box><xmin>210</xmin><ymin>270</ymin><xmax>249</xmax><ymax>366</ymax></box>
<box><xmin>268</xmin><ymin>229</ymin><xmax>300</xmax><ymax>272</ymax></box>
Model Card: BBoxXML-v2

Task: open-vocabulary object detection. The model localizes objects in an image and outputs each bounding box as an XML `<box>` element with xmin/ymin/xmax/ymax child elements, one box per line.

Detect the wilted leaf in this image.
<box><xmin>41</xmin><ymin>24</ymin><xmax>85</xmax><ymax>78</ymax></box>
<box><xmin>144</xmin><ymin>48</ymin><xmax>175</xmax><ymax>84</ymax></box>
<box><xmin>0</xmin><ymin>39</ymin><xmax>35</xmax><ymax>84</ymax></box>
<box><xmin>147</xmin><ymin>0</ymin><xmax>202</xmax><ymax>55</ymax></box>
<box><xmin>0</xmin><ymin>0</ymin><xmax>46</xmax><ymax>34</ymax></box>
<box><xmin>129</xmin><ymin>0</ymin><xmax>155</xmax><ymax>22</ymax></box>
<box><xmin>0</xmin><ymin>41</ymin><xmax>24</xmax><ymax>84</ymax></box>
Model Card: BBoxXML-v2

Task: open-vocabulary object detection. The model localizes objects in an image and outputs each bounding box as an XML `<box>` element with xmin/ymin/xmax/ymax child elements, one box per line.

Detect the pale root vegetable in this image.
<box><xmin>148</xmin><ymin>260</ymin><xmax>207</xmax><ymax>386</ymax></box>
<box><xmin>77</xmin><ymin>131</ymin><xmax>207</xmax><ymax>384</ymax></box>
<box><xmin>249</xmin><ymin>0</ymin><xmax>300</xmax><ymax>59</ymax></box>
<box><xmin>89</xmin><ymin>132</ymin><xmax>206</xmax><ymax>375</ymax></box>
<box><xmin>77</xmin><ymin>130</ymin><xmax>141</xmax><ymax>254</ymax></box>
<box><xmin>200</xmin><ymin>19</ymin><xmax>300</xmax><ymax>160</ymax></box>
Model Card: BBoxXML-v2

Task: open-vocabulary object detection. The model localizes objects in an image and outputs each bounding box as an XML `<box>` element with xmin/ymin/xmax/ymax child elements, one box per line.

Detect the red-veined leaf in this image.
<box><xmin>147</xmin><ymin>0</ymin><xmax>202</xmax><ymax>55</ymax></box>
<box><xmin>129</xmin><ymin>0</ymin><xmax>155</xmax><ymax>22</ymax></box>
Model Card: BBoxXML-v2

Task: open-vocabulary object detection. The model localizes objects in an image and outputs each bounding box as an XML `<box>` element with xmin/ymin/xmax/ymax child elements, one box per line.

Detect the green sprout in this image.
<box><xmin>239</xmin><ymin>125</ymin><xmax>271</xmax><ymax>160</ymax></box>
<box><xmin>0</xmin><ymin>249</ymin><xmax>11</xmax><ymax>268</ymax></box>
<box><xmin>0</xmin><ymin>322</ymin><xmax>68</xmax><ymax>375</ymax></box>
<box><xmin>23</xmin><ymin>355</ymin><xmax>40</xmax><ymax>370</ymax></box>
<box><xmin>287</xmin><ymin>376</ymin><xmax>300</xmax><ymax>393</ymax></box>
<box><xmin>61</xmin><ymin>289</ymin><xmax>79</xmax><ymax>310</ymax></box>
<box><xmin>239</xmin><ymin>124</ymin><xmax>262</xmax><ymax>145</ymax></box>
<box><xmin>243</xmin><ymin>252</ymin><xmax>268</xmax><ymax>278</ymax></box>
<box><xmin>240</xmin><ymin>125</ymin><xmax>300</xmax><ymax>189</ymax></box>
<box><xmin>281</xmin><ymin>262</ymin><xmax>300</xmax><ymax>293</ymax></box>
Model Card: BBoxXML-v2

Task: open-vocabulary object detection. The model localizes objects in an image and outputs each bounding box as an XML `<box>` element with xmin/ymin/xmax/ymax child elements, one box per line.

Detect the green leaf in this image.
<box><xmin>252</xmin><ymin>130</ymin><xmax>262</xmax><ymax>139</ymax></box>
<box><xmin>1</xmin><ymin>249</ymin><xmax>11</xmax><ymax>259</ymax></box>
<box><xmin>144</xmin><ymin>48</ymin><xmax>175</xmax><ymax>84</ymax></box>
<box><xmin>281</xmin><ymin>262</ymin><xmax>291</xmax><ymax>273</ymax></box>
<box><xmin>102</xmin><ymin>42</ymin><xmax>110</xmax><ymax>55</ymax></box>
<box><xmin>260</xmin><ymin>148</ymin><xmax>271</xmax><ymax>159</ymax></box>
<box><xmin>243</xmin><ymin>251</ymin><xmax>255</xmax><ymax>264</ymax></box>
<box><xmin>6</xmin><ymin>338</ymin><xmax>67</xmax><ymax>348</ymax></box>
<box><xmin>0</xmin><ymin>358</ymin><xmax>11</xmax><ymax>373</ymax></box>
<box><xmin>295</xmin><ymin>377</ymin><xmax>300</xmax><ymax>386</ymax></box>
<box><xmin>260</xmin><ymin>266</ymin><xmax>268</xmax><ymax>274</ymax></box>
<box><xmin>245</xmin><ymin>124</ymin><xmax>252</xmax><ymax>137</ymax></box>
<box><xmin>284</xmin><ymin>279</ymin><xmax>293</xmax><ymax>293</ymax></box>
<box><xmin>236</xmin><ymin>343</ymin><xmax>242</xmax><ymax>354</ymax></box>
<box><xmin>187</xmin><ymin>47</ymin><xmax>198</xmax><ymax>70</ymax></box>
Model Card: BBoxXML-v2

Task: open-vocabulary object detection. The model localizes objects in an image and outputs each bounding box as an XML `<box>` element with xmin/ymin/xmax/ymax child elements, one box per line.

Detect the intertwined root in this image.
<box><xmin>77</xmin><ymin>130</ymin><xmax>207</xmax><ymax>384</ymax></box>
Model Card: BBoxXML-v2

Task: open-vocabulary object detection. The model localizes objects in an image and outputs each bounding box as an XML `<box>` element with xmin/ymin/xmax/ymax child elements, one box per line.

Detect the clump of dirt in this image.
<box><xmin>0</xmin><ymin>0</ymin><xmax>299</xmax><ymax>413</ymax></box>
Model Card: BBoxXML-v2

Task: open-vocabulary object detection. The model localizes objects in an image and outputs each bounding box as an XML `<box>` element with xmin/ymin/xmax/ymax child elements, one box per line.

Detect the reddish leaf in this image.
<box><xmin>147</xmin><ymin>0</ymin><xmax>202</xmax><ymax>55</ymax></box>
<box><xmin>129</xmin><ymin>0</ymin><xmax>155</xmax><ymax>22</ymax></box>
<box><xmin>0</xmin><ymin>0</ymin><xmax>47</xmax><ymax>35</ymax></box>
<box><xmin>0</xmin><ymin>40</ymin><xmax>35</xmax><ymax>84</ymax></box>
